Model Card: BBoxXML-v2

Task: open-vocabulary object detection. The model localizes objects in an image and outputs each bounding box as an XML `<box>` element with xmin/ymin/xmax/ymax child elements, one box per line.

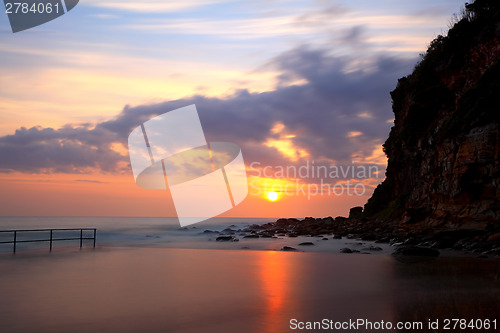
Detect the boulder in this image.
<box><xmin>216</xmin><ymin>236</ymin><xmax>234</xmax><ymax>242</ymax></box>
<box><xmin>349</xmin><ymin>206</ymin><xmax>363</xmax><ymax>219</ymax></box>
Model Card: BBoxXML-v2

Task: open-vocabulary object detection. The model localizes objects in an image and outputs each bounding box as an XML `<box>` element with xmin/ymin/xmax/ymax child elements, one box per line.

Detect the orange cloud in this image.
<box><xmin>265</xmin><ymin>122</ymin><xmax>309</xmax><ymax>162</ymax></box>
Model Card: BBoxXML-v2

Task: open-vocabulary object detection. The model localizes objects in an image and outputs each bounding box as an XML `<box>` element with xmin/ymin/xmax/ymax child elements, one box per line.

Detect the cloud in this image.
<box><xmin>0</xmin><ymin>46</ymin><xmax>417</xmax><ymax>176</ymax></box>
<box><xmin>340</xmin><ymin>25</ymin><xmax>367</xmax><ymax>45</ymax></box>
<box><xmin>0</xmin><ymin>125</ymin><xmax>123</xmax><ymax>173</ymax></box>
<box><xmin>83</xmin><ymin>0</ymin><xmax>224</xmax><ymax>13</ymax></box>
<box><xmin>121</xmin><ymin>16</ymin><xmax>323</xmax><ymax>39</ymax></box>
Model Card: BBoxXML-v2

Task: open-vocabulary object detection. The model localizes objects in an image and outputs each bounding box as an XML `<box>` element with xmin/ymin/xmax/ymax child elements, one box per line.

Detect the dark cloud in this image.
<box><xmin>340</xmin><ymin>25</ymin><xmax>367</xmax><ymax>45</ymax></box>
<box><xmin>0</xmin><ymin>46</ymin><xmax>417</xmax><ymax>174</ymax></box>
<box><xmin>0</xmin><ymin>124</ymin><xmax>123</xmax><ymax>173</ymax></box>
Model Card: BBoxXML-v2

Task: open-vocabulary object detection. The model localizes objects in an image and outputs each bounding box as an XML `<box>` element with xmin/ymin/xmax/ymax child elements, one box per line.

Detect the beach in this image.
<box><xmin>1</xmin><ymin>244</ymin><xmax>499</xmax><ymax>333</ymax></box>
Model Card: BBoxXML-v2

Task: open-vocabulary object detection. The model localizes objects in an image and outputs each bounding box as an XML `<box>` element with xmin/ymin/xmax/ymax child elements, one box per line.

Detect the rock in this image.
<box><xmin>360</xmin><ymin>233</ymin><xmax>377</xmax><ymax>241</ymax></box>
<box><xmin>216</xmin><ymin>236</ymin><xmax>234</xmax><ymax>242</ymax></box>
<box><xmin>375</xmin><ymin>237</ymin><xmax>390</xmax><ymax>243</ymax></box>
<box><xmin>362</xmin><ymin>246</ymin><xmax>383</xmax><ymax>251</ymax></box>
<box><xmin>349</xmin><ymin>206</ymin><xmax>363</xmax><ymax>219</ymax></box>
<box><xmin>340</xmin><ymin>248</ymin><xmax>352</xmax><ymax>253</ymax></box>
<box><xmin>429</xmin><ymin>229</ymin><xmax>488</xmax><ymax>248</ymax></box>
<box><xmin>487</xmin><ymin>233</ymin><xmax>500</xmax><ymax>242</ymax></box>
<box><xmin>276</xmin><ymin>218</ymin><xmax>299</xmax><ymax>226</ymax></box>
<box><xmin>203</xmin><ymin>230</ymin><xmax>219</xmax><ymax>234</ymax></box>
<box><xmin>333</xmin><ymin>234</ymin><xmax>342</xmax><ymax>239</ymax></box>
<box><xmin>323</xmin><ymin>216</ymin><xmax>334</xmax><ymax>224</ymax></box>
<box><xmin>298</xmin><ymin>242</ymin><xmax>315</xmax><ymax>246</ymax></box>
<box><xmin>392</xmin><ymin>246</ymin><xmax>440</xmax><ymax>257</ymax></box>
<box><xmin>243</xmin><ymin>234</ymin><xmax>259</xmax><ymax>239</ymax></box>
<box><xmin>222</xmin><ymin>227</ymin><xmax>235</xmax><ymax>234</ymax></box>
<box><xmin>282</xmin><ymin>246</ymin><xmax>298</xmax><ymax>251</ymax></box>
<box><xmin>322</xmin><ymin>237</ymin><xmax>329</xmax><ymax>240</ymax></box>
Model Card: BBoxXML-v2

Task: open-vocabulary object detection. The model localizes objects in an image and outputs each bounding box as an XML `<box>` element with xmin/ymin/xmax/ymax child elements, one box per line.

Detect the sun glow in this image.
<box><xmin>266</xmin><ymin>191</ymin><xmax>279</xmax><ymax>202</ymax></box>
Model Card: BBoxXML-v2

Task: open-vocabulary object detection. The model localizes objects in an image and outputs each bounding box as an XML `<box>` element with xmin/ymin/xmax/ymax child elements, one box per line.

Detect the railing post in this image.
<box><xmin>13</xmin><ymin>230</ymin><xmax>17</xmax><ymax>253</ymax></box>
<box><xmin>80</xmin><ymin>229</ymin><xmax>83</xmax><ymax>248</ymax></box>
<box><xmin>93</xmin><ymin>229</ymin><xmax>96</xmax><ymax>248</ymax></box>
<box><xmin>50</xmin><ymin>229</ymin><xmax>53</xmax><ymax>251</ymax></box>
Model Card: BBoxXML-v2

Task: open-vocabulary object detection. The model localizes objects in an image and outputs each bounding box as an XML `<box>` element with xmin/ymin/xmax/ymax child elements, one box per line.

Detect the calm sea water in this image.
<box><xmin>0</xmin><ymin>248</ymin><xmax>499</xmax><ymax>333</ymax></box>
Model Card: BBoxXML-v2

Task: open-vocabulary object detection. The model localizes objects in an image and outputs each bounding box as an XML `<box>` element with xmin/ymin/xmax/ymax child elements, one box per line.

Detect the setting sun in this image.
<box><xmin>266</xmin><ymin>191</ymin><xmax>279</xmax><ymax>202</ymax></box>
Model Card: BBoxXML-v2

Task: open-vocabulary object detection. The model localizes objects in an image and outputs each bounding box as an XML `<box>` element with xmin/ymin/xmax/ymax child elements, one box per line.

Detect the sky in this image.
<box><xmin>0</xmin><ymin>0</ymin><xmax>465</xmax><ymax>219</ymax></box>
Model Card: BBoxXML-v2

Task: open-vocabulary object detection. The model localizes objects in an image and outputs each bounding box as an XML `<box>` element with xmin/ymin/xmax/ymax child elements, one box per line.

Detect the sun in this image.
<box><xmin>266</xmin><ymin>191</ymin><xmax>279</xmax><ymax>202</ymax></box>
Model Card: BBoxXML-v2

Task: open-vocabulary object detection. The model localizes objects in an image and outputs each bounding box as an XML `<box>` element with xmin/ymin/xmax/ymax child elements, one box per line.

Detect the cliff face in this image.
<box><xmin>364</xmin><ymin>0</ymin><xmax>500</xmax><ymax>233</ymax></box>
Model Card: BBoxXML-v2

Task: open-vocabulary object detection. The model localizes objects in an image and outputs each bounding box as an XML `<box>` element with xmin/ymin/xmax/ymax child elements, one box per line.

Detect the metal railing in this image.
<box><xmin>0</xmin><ymin>228</ymin><xmax>96</xmax><ymax>253</ymax></box>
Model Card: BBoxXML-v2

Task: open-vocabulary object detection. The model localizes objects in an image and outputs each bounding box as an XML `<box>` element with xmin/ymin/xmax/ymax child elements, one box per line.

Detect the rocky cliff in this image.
<box><xmin>364</xmin><ymin>0</ymin><xmax>500</xmax><ymax>235</ymax></box>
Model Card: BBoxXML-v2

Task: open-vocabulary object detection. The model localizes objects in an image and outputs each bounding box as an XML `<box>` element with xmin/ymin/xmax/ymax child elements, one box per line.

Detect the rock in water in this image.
<box><xmin>243</xmin><ymin>234</ymin><xmax>259</xmax><ymax>239</ymax></box>
<box><xmin>216</xmin><ymin>236</ymin><xmax>234</xmax><ymax>242</ymax></box>
<box><xmin>349</xmin><ymin>206</ymin><xmax>363</xmax><ymax>219</ymax></box>
<box><xmin>362</xmin><ymin>246</ymin><xmax>383</xmax><ymax>251</ymax></box>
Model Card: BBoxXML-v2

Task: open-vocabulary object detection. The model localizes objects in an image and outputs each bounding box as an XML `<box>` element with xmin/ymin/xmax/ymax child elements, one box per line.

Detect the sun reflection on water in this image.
<box><xmin>258</xmin><ymin>250</ymin><xmax>291</xmax><ymax>332</ymax></box>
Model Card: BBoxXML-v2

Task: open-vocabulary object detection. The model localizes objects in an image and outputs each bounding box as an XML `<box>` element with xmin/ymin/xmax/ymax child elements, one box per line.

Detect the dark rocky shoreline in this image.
<box><xmin>208</xmin><ymin>214</ymin><xmax>500</xmax><ymax>258</ymax></box>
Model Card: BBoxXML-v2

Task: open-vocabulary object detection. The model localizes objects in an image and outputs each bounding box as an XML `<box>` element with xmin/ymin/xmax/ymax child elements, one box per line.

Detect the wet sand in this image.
<box><xmin>0</xmin><ymin>247</ymin><xmax>499</xmax><ymax>333</ymax></box>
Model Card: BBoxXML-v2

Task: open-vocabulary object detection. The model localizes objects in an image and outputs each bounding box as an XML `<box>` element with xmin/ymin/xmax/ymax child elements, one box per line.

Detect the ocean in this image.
<box><xmin>0</xmin><ymin>217</ymin><xmax>499</xmax><ymax>333</ymax></box>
